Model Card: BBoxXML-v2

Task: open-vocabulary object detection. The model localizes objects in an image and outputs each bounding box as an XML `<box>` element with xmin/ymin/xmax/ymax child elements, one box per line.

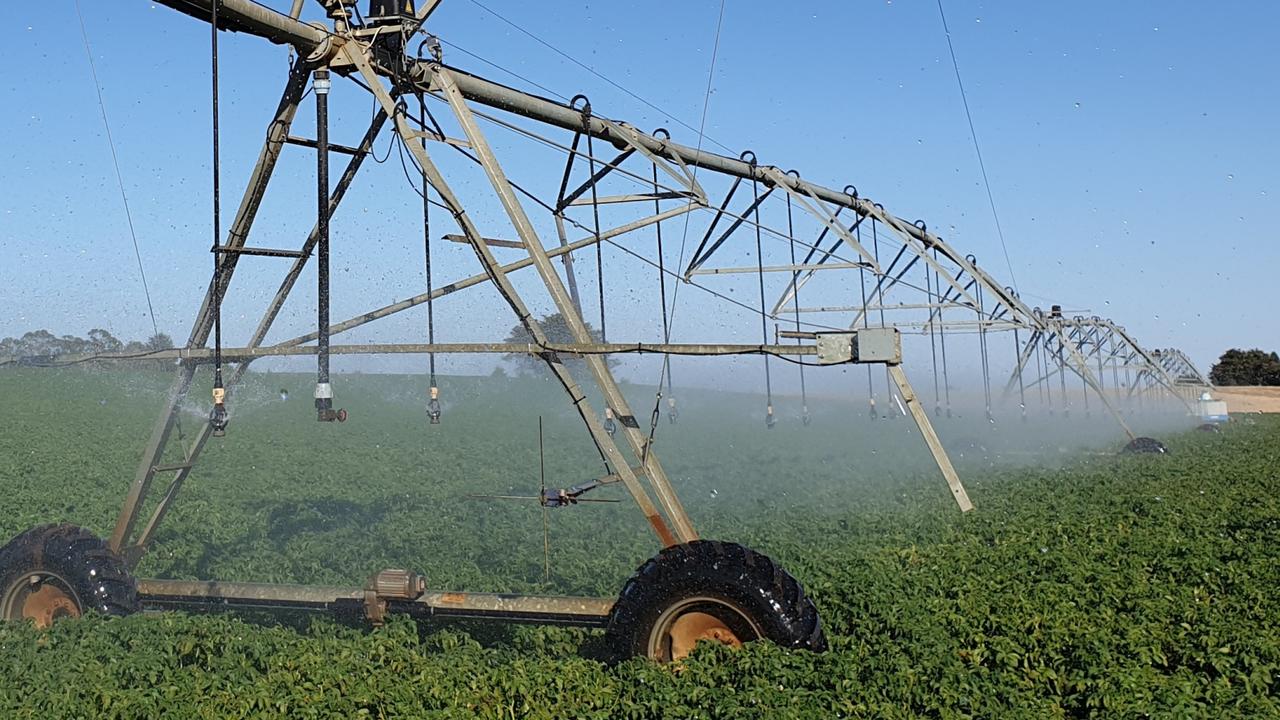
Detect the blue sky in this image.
<box><xmin>1</xmin><ymin>1</ymin><xmax>1276</xmax><ymax>376</ymax></box>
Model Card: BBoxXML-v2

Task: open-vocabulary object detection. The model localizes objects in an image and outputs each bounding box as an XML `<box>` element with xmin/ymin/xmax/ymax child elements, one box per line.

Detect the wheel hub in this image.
<box><xmin>669</xmin><ymin>611</ymin><xmax>743</xmax><ymax>659</ymax></box>
<box><xmin>4</xmin><ymin>573</ymin><xmax>81</xmax><ymax>628</ymax></box>
<box><xmin>649</xmin><ymin>595</ymin><xmax>760</xmax><ymax>662</ymax></box>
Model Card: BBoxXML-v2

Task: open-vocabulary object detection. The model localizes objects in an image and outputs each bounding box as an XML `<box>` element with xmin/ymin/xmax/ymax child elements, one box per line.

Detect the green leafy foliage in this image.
<box><xmin>0</xmin><ymin>369</ymin><xmax>1277</xmax><ymax>718</ymax></box>
<box><xmin>1209</xmin><ymin>348</ymin><xmax>1280</xmax><ymax>386</ymax></box>
<box><xmin>502</xmin><ymin>312</ymin><xmax>618</xmax><ymax>375</ymax></box>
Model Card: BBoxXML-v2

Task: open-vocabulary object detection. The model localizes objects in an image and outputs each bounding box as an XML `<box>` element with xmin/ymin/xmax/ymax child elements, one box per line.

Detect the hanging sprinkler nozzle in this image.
<box><xmin>801</xmin><ymin>405</ymin><xmax>811</xmax><ymax>427</ymax></box>
<box><xmin>210</xmin><ymin>386</ymin><xmax>229</xmax><ymax>437</ymax></box>
<box><xmin>868</xmin><ymin>397</ymin><xmax>878</xmax><ymax>420</ymax></box>
<box><xmin>765</xmin><ymin>404</ymin><xmax>776</xmax><ymax>429</ymax></box>
<box><xmin>427</xmin><ymin>386</ymin><xmax>442</xmax><ymax>425</ymax></box>
<box><xmin>603</xmin><ymin>407</ymin><xmax>617</xmax><ymax>437</ymax></box>
<box><xmin>315</xmin><ymin>383</ymin><xmax>347</xmax><ymax>423</ymax></box>
<box><xmin>666</xmin><ymin>396</ymin><xmax>678</xmax><ymax>424</ymax></box>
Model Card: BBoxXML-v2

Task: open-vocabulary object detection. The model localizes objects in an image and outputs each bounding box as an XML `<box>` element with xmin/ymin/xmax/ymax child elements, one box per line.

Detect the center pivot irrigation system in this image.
<box><xmin>0</xmin><ymin>0</ymin><xmax>1209</xmax><ymax>661</ymax></box>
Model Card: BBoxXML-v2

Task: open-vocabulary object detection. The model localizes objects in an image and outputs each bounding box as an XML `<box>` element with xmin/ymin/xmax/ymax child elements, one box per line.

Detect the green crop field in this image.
<box><xmin>0</xmin><ymin>368</ymin><xmax>1277</xmax><ymax>718</ymax></box>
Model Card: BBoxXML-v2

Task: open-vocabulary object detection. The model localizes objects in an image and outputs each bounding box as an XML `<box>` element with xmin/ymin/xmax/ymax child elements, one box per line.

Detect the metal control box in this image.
<box><xmin>852</xmin><ymin>327</ymin><xmax>902</xmax><ymax>364</ymax></box>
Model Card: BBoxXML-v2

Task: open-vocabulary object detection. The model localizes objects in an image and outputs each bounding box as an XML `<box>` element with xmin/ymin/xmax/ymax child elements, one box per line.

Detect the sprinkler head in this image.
<box><xmin>210</xmin><ymin>387</ymin><xmax>228</xmax><ymax>437</ymax></box>
<box><xmin>765</xmin><ymin>404</ymin><xmax>776</xmax><ymax>429</ymax></box>
<box><xmin>603</xmin><ymin>407</ymin><xmax>617</xmax><ymax>437</ymax></box>
<box><xmin>209</xmin><ymin>403</ymin><xmax>229</xmax><ymax>437</ymax></box>
<box><xmin>427</xmin><ymin>386</ymin><xmax>441</xmax><ymax>425</ymax></box>
<box><xmin>315</xmin><ymin>382</ymin><xmax>345</xmax><ymax>422</ymax></box>
<box><xmin>542</xmin><ymin>487</ymin><xmax>574</xmax><ymax>508</ymax></box>
<box><xmin>316</xmin><ymin>407</ymin><xmax>347</xmax><ymax>422</ymax></box>
<box><xmin>666</xmin><ymin>396</ymin><xmax>678</xmax><ymax>424</ymax></box>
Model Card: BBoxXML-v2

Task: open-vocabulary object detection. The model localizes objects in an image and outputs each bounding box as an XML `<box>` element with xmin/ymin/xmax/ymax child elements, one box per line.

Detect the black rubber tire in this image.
<box><xmin>604</xmin><ymin>539</ymin><xmax>826</xmax><ymax>663</ymax></box>
<box><xmin>0</xmin><ymin>524</ymin><xmax>140</xmax><ymax>625</ymax></box>
<box><xmin>1197</xmin><ymin>423</ymin><xmax>1221</xmax><ymax>433</ymax></box>
<box><xmin>1122</xmin><ymin>437</ymin><xmax>1168</xmax><ymax>454</ymax></box>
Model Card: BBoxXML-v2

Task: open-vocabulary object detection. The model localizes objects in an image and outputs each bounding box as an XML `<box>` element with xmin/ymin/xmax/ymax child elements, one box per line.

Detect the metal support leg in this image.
<box><xmin>109</xmin><ymin>364</ymin><xmax>199</xmax><ymax>553</ymax></box>
<box><xmin>351</xmin><ymin>52</ymin><xmax>687</xmax><ymax>546</ymax></box>
<box><xmin>434</xmin><ymin>68</ymin><xmax>698</xmax><ymax>543</ymax></box>
<box><xmin>887</xmin><ymin>364</ymin><xmax>973</xmax><ymax>512</ymax></box>
<box><xmin>110</xmin><ymin>77</ymin><xmax>384</xmax><ymax>562</ymax></box>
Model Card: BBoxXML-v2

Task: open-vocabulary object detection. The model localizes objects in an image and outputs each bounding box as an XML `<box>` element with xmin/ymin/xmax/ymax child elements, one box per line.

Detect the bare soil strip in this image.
<box><xmin>1215</xmin><ymin>386</ymin><xmax>1280</xmax><ymax>413</ymax></box>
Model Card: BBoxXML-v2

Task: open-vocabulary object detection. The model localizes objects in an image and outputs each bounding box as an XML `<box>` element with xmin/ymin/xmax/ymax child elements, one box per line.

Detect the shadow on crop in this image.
<box><xmin>264</xmin><ymin>498</ymin><xmax>390</xmax><ymax>546</ymax></box>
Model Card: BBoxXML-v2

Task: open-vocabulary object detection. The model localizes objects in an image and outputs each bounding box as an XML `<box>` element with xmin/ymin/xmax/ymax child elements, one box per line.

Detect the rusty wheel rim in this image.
<box><xmin>2</xmin><ymin>571</ymin><xmax>81</xmax><ymax>628</ymax></box>
<box><xmin>648</xmin><ymin>596</ymin><xmax>760</xmax><ymax>662</ymax></box>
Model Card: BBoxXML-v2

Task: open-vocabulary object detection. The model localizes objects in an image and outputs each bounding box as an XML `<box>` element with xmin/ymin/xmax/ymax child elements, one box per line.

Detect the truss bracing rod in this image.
<box><xmin>429</xmin><ymin>64</ymin><xmax>699</xmax><ymax>544</ymax></box>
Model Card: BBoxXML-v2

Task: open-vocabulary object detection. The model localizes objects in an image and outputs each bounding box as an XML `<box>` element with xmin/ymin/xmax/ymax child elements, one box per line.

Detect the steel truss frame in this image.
<box><xmin>88</xmin><ymin>0</ymin><xmax>985</xmax><ymax>620</ymax></box>
<box><xmin>1000</xmin><ymin>315</ymin><xmax>1197</xmax><ymax>417</ymax></box>
<box><xmin>767</xmin><ymin>204</ymin><xmax>1200</xmax><ymax>429</ymax></box>
<box><xmin>1150</xmin><ymin>348</ymin><xmax>1213</xmax><ymax>391</ymax></box>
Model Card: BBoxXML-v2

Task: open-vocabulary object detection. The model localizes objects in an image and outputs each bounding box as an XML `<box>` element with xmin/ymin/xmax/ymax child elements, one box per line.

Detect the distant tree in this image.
<box><xmin>15</xmin><ymin>330</ymin><xmax>61</xmax><ymax>356</ymax></box>
<box><xmin>145</xmin><ymin>333</ymin><xmax>175</xmax><ymax>351</ymax></box>
<box><xmin>87</xmin><ymin>328</ymin><xmax>123</xmax><ymax>353</ymax></box>
<box><xmin>1209</xmin><ymin>348</ymin><xmax>1280</xmax><ymax>386</ymax></box>
<box><xmin>0</xmin><ymin>328</ymin><xmax>175</xmax><ymax>370</ymax></box>
<box><xmin>502</xmin><ymin>312</ymin><xmax>618</xmax><ymax>375</ymax></box>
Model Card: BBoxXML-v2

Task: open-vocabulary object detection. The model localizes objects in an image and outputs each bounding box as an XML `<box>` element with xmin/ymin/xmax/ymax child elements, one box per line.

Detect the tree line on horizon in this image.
<box><xmin>1209</xmin><ymin>348</ymin><xmax>1280</xmax><ymax>386</ymax></box>
<box><xmin>0</xmin><ymin>329</ymin><xmax>174</xmax><ymax>368</ymax></box>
